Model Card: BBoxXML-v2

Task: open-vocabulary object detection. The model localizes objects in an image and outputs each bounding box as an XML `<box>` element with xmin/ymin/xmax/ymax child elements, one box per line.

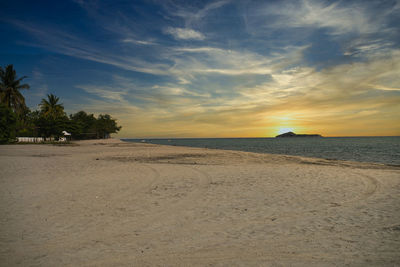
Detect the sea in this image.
<box><xmin>123</xmin><ymin>137</ymin><xmax>400</xmax><ymax>166</ymax></box>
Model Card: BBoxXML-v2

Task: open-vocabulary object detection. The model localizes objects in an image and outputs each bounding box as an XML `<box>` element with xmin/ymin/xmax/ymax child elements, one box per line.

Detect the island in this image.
<box><xmin>276</xmin><ymin>131</ymin><xmax>322</xmax><ymax>138</ymax></box>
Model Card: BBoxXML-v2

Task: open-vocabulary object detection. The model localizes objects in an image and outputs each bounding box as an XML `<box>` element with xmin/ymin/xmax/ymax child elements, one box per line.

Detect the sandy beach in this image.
<box><xmin>0</xmin><ymin>139</ymin><xmax>399</xmax><ymax>266</ymax></box>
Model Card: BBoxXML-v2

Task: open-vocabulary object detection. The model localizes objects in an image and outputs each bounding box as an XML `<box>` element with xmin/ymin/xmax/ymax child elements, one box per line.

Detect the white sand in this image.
<box><xmin>0</xmin><ymin>139</ymin><xmax>399</xmax><ymax>266</ymax></box>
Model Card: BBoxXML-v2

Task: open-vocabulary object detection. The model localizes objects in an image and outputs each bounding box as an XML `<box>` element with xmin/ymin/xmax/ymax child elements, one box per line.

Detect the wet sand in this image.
<box><xmin>0</xmin><ymin>139</ymin><xmax>399</xmax><ymax>266</ymax></box>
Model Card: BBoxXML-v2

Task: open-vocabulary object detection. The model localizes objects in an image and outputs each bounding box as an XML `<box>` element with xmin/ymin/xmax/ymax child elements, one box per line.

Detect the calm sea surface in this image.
<box><xmin>123</xmin><ymin>137</ymin><xmax>400</xmax><ymax>165</ymax></box>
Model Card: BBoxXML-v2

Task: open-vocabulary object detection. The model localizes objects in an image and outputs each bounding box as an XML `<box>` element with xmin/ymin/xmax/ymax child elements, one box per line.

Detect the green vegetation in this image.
<box><xmin>0</xmin><ymin>103</ymin><xmax>17</xmax><ymax>143</ymax></box>
<box><xmin>0</xmin><ymin>64</ymin><xmax>121</xmax><ymax>143</ymax></box>
<box><xmin>0</xmin><ymin>64</ymin><xmax>30</xmax><ymax>114</ymax></box>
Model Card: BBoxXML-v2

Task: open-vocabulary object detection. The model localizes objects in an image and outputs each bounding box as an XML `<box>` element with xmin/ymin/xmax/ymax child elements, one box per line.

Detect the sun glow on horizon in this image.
<box><xmin>272</xmin><ymin>115</ymin><xmax>298</xmax><ymax>136</ymax></box>
<box><xmin>277</xmin><ymin>127</ymin><xmax>295</xmax><ymax>135</ymax></box>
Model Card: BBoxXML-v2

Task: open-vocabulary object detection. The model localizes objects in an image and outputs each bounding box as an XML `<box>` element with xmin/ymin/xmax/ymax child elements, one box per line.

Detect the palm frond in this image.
<box><xmin>0</xmin><ymin>64</ymin><xmax>29</xmax><ymax>113</ymax></box>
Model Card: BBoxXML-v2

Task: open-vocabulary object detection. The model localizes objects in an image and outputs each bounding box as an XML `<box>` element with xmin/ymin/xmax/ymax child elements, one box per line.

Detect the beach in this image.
<box><xmin>0</xmin><ymin>139</ymin><xmax>399</xmax><ymax>266</ymax></box>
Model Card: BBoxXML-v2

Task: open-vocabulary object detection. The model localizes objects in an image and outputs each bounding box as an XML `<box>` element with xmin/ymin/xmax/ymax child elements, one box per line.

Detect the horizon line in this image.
<box><xmin>120</xmin><ymin>135</ymin><xmax>400</xmax><ymax>139</ymax></box>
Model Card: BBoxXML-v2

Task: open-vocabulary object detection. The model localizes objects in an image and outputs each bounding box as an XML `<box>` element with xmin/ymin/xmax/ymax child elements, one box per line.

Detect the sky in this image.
<box><xmin>1</xmin><ymin>0</ymin><xmax>399</xmax><ymax>137</ymax></box>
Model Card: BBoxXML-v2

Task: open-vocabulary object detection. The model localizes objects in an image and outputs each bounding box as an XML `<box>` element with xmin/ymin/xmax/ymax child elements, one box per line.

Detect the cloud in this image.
<box><xmin>164</xmin><ymin>27</ymin><xmax>205</xmax><ymax>40</ymax></box>
<box><xmin>78</xmin><ymin>86</ymin><xmax>128</xmax><ymax>102</ymax></box>
<box><xmin>9</xmin><ymin>18</ymin><xmax>299</xmax><ymax>84</ymax></box>
<box><xmin>168</xmin><ymin>45</ymin><xmax>307</xmax><ymax>78</ymax></box>
<box><xmin>121</xmin><ymin>38</ymin><xmax>156</xmax><ymax>45</ymax></box>
<box><xmin>152</xmin><ymin>85</ymin><xmax>210</xmax><ymax>98</ymax></box>
<box><xmin>236</xmin><ymin>49</ymin><xmax>400</xmax><ymax>113</ymax></box>
<box><xmin>343</xmin><ymin>39</ymin><xmax>395</xmax><ymax>57</ymax></box>
<box><xmin>163</xmin><ymin>0</ymin><xmax>231</xmax><ymax>27</ymax></box>
<box><xmin>369</xmin><ymin>85</ymin><xmax>400</xmax><ymax>91</ymax></box>
<box><xmin>240</xmin><ymin>0</ymin><xmax>399</xmax><ymax>60</ymax></box>
<box><xmin>173</xmin><ymin>47</ymin><xmax>224</xmax><ymax>53</ymax></box>
<box><xmin>256</xmin><ymin>0</ymin><xmax>385</xmax><ymax>35</ymax></box>
<box><xmin>8</xmin><ymin>20</ymin><xmax>171</xmax><ymax>76</ymax></box>
<box><xmin>75</xmin><ymin>75</ymin><xmax>141</xmax><ymax>105</ymax></box>
<box><xmin>287</xmin><ymin>1</ymin><xmax>376</xmax><ymax>35</ymax></box>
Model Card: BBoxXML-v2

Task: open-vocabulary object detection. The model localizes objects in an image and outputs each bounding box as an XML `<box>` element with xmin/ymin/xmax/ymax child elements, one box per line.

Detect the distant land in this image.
<box><xmin>276</xmin><ymin>132</ymin><xmax>322</xmax><ymax>138</ymax></box>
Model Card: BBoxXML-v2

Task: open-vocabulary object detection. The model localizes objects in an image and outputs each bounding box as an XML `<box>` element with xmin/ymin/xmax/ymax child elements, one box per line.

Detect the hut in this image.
<box><xmin>60</xmin><ymin>131</ymin><xmax>72</xmax><ymax>142</ymax></box>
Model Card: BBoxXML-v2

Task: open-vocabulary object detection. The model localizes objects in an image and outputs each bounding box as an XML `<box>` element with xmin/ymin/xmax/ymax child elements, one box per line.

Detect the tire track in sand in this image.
<box><xmin>339</xmin><ymin>170</ymin><xmax>379</xmax><ymax>206</ymax></box>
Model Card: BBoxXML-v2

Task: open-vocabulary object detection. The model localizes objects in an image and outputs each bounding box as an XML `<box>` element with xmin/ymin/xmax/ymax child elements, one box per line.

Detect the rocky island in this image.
<box><xmin>276</xmin><ymin>131</ymin><xmax>322</xmax><ymax>138</ymax></box>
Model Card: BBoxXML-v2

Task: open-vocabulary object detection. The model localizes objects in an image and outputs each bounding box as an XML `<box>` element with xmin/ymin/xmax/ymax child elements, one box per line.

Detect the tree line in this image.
<box><xmin>0</xmin><ymin>64</ymin><xmax>121</xmax><ymax>143</ymax></box>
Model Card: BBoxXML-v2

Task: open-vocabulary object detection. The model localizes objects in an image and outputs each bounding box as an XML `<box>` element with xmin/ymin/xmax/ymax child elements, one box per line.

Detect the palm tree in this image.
<box><xmin>0</xmin><ymin>64</ymin><xmax>30</xmax><ymax>114</ymax></box>
<box><xmin>40</xmin><ymin>94</ymin><xmax>65</xmax><ymax>119</ymax></box>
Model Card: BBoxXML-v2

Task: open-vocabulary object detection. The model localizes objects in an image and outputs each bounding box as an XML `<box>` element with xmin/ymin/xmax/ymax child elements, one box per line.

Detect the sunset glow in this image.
<box><xmin>277</xmin><ymin>127</ymin><xmax>295</xmax><ymax>135</ymax></box>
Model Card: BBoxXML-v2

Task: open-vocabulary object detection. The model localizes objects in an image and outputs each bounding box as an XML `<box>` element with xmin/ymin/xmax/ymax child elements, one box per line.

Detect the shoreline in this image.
<box><xmin>1</xmin><ymin>138</ymin><xmax>399</xmax><ymax>265</ymax></box>
<box><xmin>120</xmin><ymin>138</ymin><xmax>400</xmax><ymax>170</ymax></box>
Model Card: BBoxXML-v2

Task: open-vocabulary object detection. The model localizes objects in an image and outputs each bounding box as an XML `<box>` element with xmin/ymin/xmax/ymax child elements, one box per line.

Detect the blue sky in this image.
<box><xmin>1</xmin><ymin>0</ymin><xmax>399</xmax><ymax>137</ymax></box>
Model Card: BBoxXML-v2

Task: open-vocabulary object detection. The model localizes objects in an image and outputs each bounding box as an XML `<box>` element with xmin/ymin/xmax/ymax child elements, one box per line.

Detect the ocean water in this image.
<box><xmin>123</xmin><ymin>137</ymin><xmax>400</xmax><ymax>165</ymax></box>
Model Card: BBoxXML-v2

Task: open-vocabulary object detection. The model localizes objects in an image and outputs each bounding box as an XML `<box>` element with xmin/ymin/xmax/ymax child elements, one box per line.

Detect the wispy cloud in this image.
<box><xmin>169</xmin><ymin>45</ymin><xmax>307</xmax><ymax>78</ymax></box>
<box><xmin>78</xmin><ymin>86</ymin><xmax>128</xmax><ymax>103</ymax></box>
<box><xmin>8</xmin><ymin>20</ymin><xmax>171</xmax><ymax>75</ymax></box>
<box><xmin>241</xmin><ymin>0</ymin><xmax>399</xmax><ymax>59</ymax></box>
<box><xmin>163</xmin><ymin>0</ymin><xmax>231</xmax><ymax>27</ymax></box>
<box><xmin>164</xmin><ymin>27</ymin><xmax>205</xmax><ymax>40</ymax></box>
<box><xmin>253</xmin><ymin>0</ymin><xmax>389</xmax><ymax>36</ymax></box>
<box><xmin>343</xmin><ymin>39</ymin><xmax>395</xmax><ymax>57</ymax></box>
<box><xmin>121</xmin><ymin>38</ymin><xmax>156</xmax><ymax>45</ymax></box>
